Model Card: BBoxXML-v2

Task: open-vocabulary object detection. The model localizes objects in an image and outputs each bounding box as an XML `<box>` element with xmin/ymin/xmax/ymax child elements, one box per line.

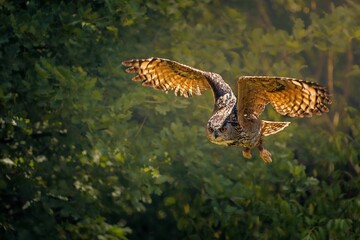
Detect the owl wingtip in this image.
<box><xmin>121</xmin><ymin>60</ymin><xmax>133</xmax><ymax>67</ymax></box>
<box><xmin>326</xmin><ymin>97</ymin><xmax>332</xmax><ymax>105</ymax></box>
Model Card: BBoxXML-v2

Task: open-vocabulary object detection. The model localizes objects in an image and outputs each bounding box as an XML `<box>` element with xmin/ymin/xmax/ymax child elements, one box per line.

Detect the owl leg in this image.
<box><xmin>258</xmin><ymin>144</ymin><xmax>272</xmax><ymax>164</ymax></box>
<box><xmin>242</xmin><ymin>147</ymin><xmax>252</xmax><ymax>159</ymax></box>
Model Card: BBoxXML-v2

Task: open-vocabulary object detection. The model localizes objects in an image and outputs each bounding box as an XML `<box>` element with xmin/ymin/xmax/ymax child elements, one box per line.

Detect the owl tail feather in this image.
<box><xmin>261</xmin><ymin>120</ymin><xmax>290</xmax><ymax>136</ymax></box>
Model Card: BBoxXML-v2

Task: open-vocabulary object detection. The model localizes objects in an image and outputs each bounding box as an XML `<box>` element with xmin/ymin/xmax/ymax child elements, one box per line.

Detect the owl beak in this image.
<box><xmin>213</xmin><ymin>130</ymin><xmax>219</xmax><ymax>139</ymax></box>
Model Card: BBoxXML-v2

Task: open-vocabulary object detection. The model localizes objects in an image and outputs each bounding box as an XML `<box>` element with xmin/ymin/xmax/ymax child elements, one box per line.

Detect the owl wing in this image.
<box><xmin>237</xmin><ymin>76</ymin><xmax>332</xmax><ymax>120</ymax></box>
<box><xmin>122</xmin><ymin>57</ymin><xmax>231</xmax><ymax>98</ymax></box>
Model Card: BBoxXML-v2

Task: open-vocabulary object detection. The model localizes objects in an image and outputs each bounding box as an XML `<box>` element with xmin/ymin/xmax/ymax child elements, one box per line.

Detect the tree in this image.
<box><xmin>0</xmin><ymin>0</ymin><xmax>359</xmax><ymax>239</ymax></box>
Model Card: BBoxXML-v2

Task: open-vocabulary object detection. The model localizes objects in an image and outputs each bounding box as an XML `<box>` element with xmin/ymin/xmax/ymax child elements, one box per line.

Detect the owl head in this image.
<box><xmin>206</xmin><ymin>120</ymin><xmax>237</xmax><ymax>145</ymax></box>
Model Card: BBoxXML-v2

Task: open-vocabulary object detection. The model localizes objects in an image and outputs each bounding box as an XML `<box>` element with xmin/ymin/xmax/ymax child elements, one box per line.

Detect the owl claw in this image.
<box><xmin>259</xmin><ymin>148</ymin><xmax>272</xmax><ymax>164</ymax></box>
<box><xmin>242</xmin><ymin>148</ymin><xmax>252</xmax><ymax>159</ymax></box>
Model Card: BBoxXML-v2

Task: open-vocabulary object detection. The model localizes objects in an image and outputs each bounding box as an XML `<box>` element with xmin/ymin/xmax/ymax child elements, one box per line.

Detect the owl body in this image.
<box><xmin>122</xmin><ymin>57</ymin><xmax>331</xmax><ymax>163</ymax></box>
<box><xmin>205</xmin><ymin>105</ymin><xmax>275</xmax><ymax>163</ymax></box>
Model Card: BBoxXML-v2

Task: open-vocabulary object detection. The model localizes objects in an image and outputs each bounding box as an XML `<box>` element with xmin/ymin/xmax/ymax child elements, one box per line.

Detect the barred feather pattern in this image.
<box><xmin>237</xmin><ymin>76</ymin><xmax>332</xmax><ymax>119</ymax></box>
<box><xmin>261</xmin><ymin>120</ymin><xmax>290</xmax><ymax>136</ymax></box>
<box><xmin>122</xmin><ymin>57</ymin><xmax>211</xmax><ymax>98</ymax></box>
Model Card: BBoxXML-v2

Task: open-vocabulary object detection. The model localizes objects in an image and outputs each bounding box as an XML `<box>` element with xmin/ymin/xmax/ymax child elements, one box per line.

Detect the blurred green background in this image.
<box><xmin>1</xmin><ymin>0</ymin><xmax>359</xmax><ymax>239</ymax></box>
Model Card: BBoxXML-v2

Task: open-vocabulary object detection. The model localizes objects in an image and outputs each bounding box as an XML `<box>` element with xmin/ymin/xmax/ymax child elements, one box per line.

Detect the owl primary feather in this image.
<box><xmin>122</xmin><ymin>57</ymin><xmax>331</xmax><ymax>163</ymax></box>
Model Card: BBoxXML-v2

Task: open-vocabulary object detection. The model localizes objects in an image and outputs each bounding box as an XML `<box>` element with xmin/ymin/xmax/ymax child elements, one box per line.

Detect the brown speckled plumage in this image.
<box><xmin>122</xmin><ymin>57</ymin><xmax>332</xmax><ymax>163</ymax></box>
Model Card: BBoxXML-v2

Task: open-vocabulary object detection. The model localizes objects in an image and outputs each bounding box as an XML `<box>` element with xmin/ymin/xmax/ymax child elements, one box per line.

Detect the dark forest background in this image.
<box><xmin>1</xmin><ymin>0</ymin><xmax>360</xmax><ymax>239</ymax></box>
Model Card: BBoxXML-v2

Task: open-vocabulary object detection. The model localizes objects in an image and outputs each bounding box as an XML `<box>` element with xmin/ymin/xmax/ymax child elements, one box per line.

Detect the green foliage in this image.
<box><xmin>1</xmin><ymin>0</ymin><xmax>360</xmax><ymax>239</ymax></box>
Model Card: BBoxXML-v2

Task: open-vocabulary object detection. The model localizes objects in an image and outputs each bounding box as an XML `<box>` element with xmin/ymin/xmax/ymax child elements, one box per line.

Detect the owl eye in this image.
<box><xmin>219</xmin><ymin>127</ymin><xmax>227</xmax><ymax>133</ymax></box>
<box><xmin>208</xmin><ymin>126</ymin><xmax>214</xmax><ymax>133</ymax></box>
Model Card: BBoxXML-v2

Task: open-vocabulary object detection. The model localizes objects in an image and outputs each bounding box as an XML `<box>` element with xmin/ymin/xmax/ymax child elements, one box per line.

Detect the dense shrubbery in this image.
<box><xmin>0</xmin><ymin>0</ymin><xmax>359</xmax><ymax>239</ymax></box>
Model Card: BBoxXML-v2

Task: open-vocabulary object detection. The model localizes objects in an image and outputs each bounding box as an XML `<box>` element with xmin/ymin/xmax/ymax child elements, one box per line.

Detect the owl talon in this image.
<box><xmin>259</xmin><ymin>148</ymin><xmax>272</xmax><ymax>164</ymax></box>
<box><xmin>242</xmin><ymin>148</ymin><xmax>252</xmax><ymax>159</ymax></box>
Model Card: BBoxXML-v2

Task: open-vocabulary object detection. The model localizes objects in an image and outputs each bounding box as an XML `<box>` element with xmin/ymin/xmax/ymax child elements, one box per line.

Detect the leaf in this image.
<box><xmin>0</xmin><ymin>158</ymin><xmax>15</xmax><ymax>166</ymax></box>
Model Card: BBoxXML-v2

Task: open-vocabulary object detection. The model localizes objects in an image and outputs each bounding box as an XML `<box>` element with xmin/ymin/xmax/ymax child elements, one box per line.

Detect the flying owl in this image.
<box><xmin>122</xmin><ymin>57</ymin><xmax>331</xmax><ymax>163</ymax></box>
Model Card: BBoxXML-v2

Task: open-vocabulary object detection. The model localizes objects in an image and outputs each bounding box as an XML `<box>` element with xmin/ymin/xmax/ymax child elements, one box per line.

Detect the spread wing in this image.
<box><xmin>122</xmin><ymin>57</ymin><xmax>224</xmax><ymax>98</ymax></box>
<box><xmin>237</xmin><ymin>76</ymin><xmax>332</xmax><ymax>120</ymax></box>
